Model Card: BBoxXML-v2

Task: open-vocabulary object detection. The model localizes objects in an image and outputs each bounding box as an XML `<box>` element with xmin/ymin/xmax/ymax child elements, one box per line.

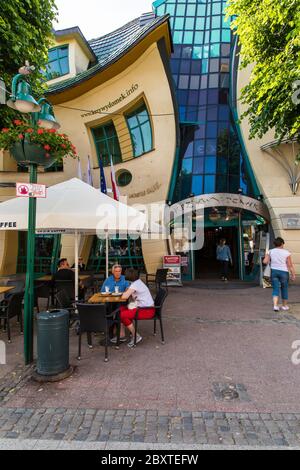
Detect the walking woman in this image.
<box><xmin>263</xmin><ymin>237</ymin><xmax>296</xmax><ymax>311</ymax></box>
<box><xmin>216</xmin><ymin>239</ymin><xmax>233</xmax><ymax>281</ymax></box>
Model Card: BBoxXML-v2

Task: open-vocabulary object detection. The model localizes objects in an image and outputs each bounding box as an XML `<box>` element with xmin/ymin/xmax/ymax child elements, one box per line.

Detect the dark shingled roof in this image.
<box><xmin>47</xmin><ymin>14</ymin><xmax>170</xmax><ymax>95</ymax></box>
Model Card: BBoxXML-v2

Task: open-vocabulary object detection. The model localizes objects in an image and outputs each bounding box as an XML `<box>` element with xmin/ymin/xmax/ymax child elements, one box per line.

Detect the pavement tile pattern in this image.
<box><xmin>0</xmin><ymin>407</ymin><xmax>300</xmax><ymax>447</ymax></box>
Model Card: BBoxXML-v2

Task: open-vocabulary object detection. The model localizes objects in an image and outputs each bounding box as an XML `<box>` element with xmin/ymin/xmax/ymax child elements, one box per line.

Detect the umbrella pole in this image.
<box><xmin>75</xmin><ymin>230</ymin><xmax>79</xmax><ymax>302</ymax></box>
<box><xmin>106</xmin><ymin>231</ymin><xmax>109</xmax><ymax>279</ymax></box>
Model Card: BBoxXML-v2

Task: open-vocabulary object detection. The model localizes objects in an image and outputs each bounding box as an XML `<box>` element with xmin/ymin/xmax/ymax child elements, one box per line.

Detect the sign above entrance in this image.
<box><xmin>16</xmin><ymin>183</ymin><xmax>46</xmax><ymax>199</ymax></box>
<box><xmin>177</xmin><ymin>193</ymin><xmax>269</xmax><ymax>222</ymax></box>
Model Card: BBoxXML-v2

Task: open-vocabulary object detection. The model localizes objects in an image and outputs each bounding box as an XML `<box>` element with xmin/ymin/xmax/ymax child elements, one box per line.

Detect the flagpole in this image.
<box><xmin>105</xmin><ymin>230</ymin><xmax>109</xmax><ymax>279</ymax></box>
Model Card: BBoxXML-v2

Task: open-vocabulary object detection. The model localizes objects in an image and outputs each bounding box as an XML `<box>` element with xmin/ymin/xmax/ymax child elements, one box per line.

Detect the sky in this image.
<box><xmin>54</xmin><ymin>0</ymin><xmax>155</xmax><ymax>40</ymax></box>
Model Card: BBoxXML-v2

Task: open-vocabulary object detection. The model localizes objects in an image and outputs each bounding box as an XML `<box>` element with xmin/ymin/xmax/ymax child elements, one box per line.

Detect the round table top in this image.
<box><xmin>0</xmin><ymin>286</ymin><xmax>15</xmax><ymax>295</ymax></box>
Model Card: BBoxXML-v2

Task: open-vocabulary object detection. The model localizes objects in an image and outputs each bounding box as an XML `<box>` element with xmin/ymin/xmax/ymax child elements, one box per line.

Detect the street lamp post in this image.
<box><xmin>6</xmin><ymin>68</ymin><xmax>60</xmax><ymax>364</ymax></box>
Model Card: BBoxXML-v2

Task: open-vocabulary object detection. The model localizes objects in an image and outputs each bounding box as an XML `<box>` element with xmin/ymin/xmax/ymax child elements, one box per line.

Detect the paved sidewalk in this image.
<box><xmin>0</xmin><ymin>282</ymin><xmax>300</xmax><ymax>448</ymax></box>
<box><xmin>0</xmin><ymin>408</ymin><xmax>299</xmax><ymax>448</ymax></box>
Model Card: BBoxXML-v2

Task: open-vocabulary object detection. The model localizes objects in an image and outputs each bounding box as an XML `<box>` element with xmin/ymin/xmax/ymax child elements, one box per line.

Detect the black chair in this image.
<box><xmin>76</xmin><ymin>303</ymin><xmax>115</xmax><ymax>362</ymax></box>
<box><xmin>133</xmin><ymin>288</ymin><xmax>168</xmax><ymax>347</ymax></box>
<box><xmin>55</xmin><ymin>290</ymin><xmax>78</xmax><ymax>326</ymax></box>
<box><xmin>0</xmin><ymin>292</ymin><xmax>24</xmax><ymax>342</ymax></box>
<box><xmin>54</xmin><ymin>280</ymin><xmax>75</xmax><ymax>302</ymax></box>
<box><xmin>146</xmin><ymin>268</ymin><xmax>169</xmax><ymax>293</ymax></box>
<box><xmin>34</xmin><ymin>283</ymin><xmax>52</xmax><ymax>312</ymax></box>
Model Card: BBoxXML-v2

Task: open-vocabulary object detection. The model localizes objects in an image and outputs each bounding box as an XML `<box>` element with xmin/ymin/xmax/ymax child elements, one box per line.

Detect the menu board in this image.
<box><xmin>163</xmin><ymin>255</ymin><xmax>182</xmax><ymax>286</ymax></box>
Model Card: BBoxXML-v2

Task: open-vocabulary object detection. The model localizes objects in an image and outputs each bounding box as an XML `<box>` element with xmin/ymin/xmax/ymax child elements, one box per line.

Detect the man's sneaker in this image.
<box><xmin>273</xmin><ymin>306</ymin><xmax>280</xmax><ymax>312</ymax></box>
<box><xmin>110</xmin><ymin>336</ymin><xmax>127</xmax><ymax>343</ymax></box>
<box><xmin>128</xmin><ymin>334</ymin><xmax>142</xmax><ymax>348</ymax></box>
<box><xmin>281</xmin><ymin>306</ymin><xmax>290</xmax><ymax>311</ymax></box>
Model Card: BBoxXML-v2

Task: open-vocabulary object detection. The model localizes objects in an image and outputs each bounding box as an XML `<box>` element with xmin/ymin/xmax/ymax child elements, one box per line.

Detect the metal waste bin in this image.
<box><xmin>36</xmin><ymin>309</ymin><xmax>69</xmax><ymax>376</ymax></box>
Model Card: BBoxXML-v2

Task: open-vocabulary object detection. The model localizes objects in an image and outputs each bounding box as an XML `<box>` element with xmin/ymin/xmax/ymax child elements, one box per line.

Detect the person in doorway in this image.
<box><xmin>263</xmin><ymin>237</ymin><xmax>296</xmax><ymax>312</ymax></box>
<box><xmin>216</xmin><ymin>238</ymin><xmax>233</xmax><ymax>281</ymax></box>
<box><xmin>118</xmin><ymin>268</ymin><xmax>155</xmax><ymax>348</ymax></box>
<box><xmin>100</xmin><ymin>264</ymin><xmax>130</xmax><ymax>294</ymax></box>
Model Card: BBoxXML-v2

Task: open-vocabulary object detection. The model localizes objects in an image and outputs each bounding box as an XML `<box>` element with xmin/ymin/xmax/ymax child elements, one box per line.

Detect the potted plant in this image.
<box><xmin>0</xmin><ymin>119</ymin><xmax>77</xmax><ymax>169</ymax></box>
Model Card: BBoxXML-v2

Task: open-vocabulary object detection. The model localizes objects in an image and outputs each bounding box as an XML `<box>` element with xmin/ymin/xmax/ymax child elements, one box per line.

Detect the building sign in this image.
<box><xmin>16</xmin><ymin>183</ymin><xmax>46</xmax><ymax>198</ymax></box>
<box><xmin>163</xmin><ymin>255</ymin><xmax>182</xmax><ymax>286</ymax></box>
<box><xmin>81</xmin><ymin>84</ymin><xmax>139</xmax><ymax>118</ymax></box>
<box><xmin>280</xmin><ymin>214</ymin><xmax>300</xmax><ymax>230</ymax></box>
<box><xmin>175</xmin><ymin>193</ymin><xmax>270</xmax><ymax>222</ymax></box>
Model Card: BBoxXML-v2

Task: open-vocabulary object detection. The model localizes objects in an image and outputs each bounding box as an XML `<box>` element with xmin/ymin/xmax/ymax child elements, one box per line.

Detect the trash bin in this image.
<box><xmin>36</xmin><ymin>309</ymin><xmax>69</xmax><ymax>376</ymax></box>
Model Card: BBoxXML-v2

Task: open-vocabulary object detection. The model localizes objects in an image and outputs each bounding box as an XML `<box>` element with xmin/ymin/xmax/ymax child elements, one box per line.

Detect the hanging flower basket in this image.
<box><xmin>10</xmin><ymin>140</ymin><xmax>57</xmax><ymax>169</ymax></box>
<box><xmin>0</xmin><ymin>119</ymin><xmax>77</xmax><ymax>169</ymax></box>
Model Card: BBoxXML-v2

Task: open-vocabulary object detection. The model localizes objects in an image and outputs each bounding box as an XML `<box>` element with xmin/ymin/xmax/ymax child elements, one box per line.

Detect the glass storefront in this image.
<box><xmin>17</xmin><ymin>233</ymin><xmax>61</xmax><ymax>275</ymax></box>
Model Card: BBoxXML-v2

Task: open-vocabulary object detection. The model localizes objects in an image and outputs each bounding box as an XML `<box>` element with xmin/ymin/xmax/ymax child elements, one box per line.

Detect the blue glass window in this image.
<box><xmin>46</xmin><ymin>45</ymin><xmax>69</xmax><ymax>80</ymax></box>
<box><xmin>185</xmin><ymin>17</ymin><xmax>195</xmax><ymax>30</ymax></box>
<box><xmin>182</xmin><ymin>158</ymin><xmax>193</xmax><ymax>174</ymax></box>
<box><xmin>92</xmin><ymin>122</ymin><xmax>122</xmax><ymax>167</ymax></box>
<box><xmin>193</xmin><ymin>158</ymin><xmax>204</xmax><ymax>174</ymax></box>
<box><xmin>126</xmin><ymin>105</ymin><xmax>153</xmax><ymax>158</ymax></box>
<box><xmin>192</xmin><ymin>175</ymin><xmax>204</xmax><ymax>194</ymax></box>
<box><xmin>197</xmin><ymin>4</ymin><xmax>206</xmax><ymax>16</ymax></box>
<box><xmin>196</xmin><ymin>18</ymin><xmax>205</xmax><ymax>30</ymax></box>
<box><xmin>222</xmin><ymin>30</ymin><xmax>231</xmax><ymax>42</ymax></box>
<box><xmin>186</xmin><ymin>4</ymin><xmax>196</xmax><ymax>16</ymax></box>
<box><xmin>205</xmin><ymin>157</ymin><xmax>217</xmax><ymax>173</ymax></box>
<box><xmin>204</xmin><ymin>175</ymin><xmax>216</xmax><ymax>193</ymax></box>
<box><xmin>175</xmin><ymin>17</ymin><xmax>184</xmax><ymax>29</ymax></box>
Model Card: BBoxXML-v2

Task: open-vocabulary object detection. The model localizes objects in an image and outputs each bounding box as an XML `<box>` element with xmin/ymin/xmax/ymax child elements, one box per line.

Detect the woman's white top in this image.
<box><xmin>269</xmin><ymin>248</ymin><xmax>291</xmax><ymax>272</ymax></box>
<box><xmin>130</xmin><ymin>280</ymin><xmax>154</xmax><ymax>307</ymax></box>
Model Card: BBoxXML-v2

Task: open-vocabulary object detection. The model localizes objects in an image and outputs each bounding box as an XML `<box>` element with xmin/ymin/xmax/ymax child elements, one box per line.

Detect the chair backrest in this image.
<box><xmin>77</xmin><ymin>303</ymin><xmax>109</xmax><ymax>333</ymax></box>
<box><xmin>56</xmin><ymin>290</ymin><xmax>73</xmax><ymax>309</ymax></box>
<box><xmin>154</xmin><ymin>288</ymin><xmax>167</xmax><ymax>315</ymax></box>
<box><xmin>155</xmin><ymin>269</ymin><xmax>169</xmax><ymax>283</ymax></box>
<box><xmin>35</xmin><ymin>283</ymin><xmax>51</xmax><ymax>299</ymax></box>
<box><xmin>7</xmin><ymin>292</ymin><xmax>24</xmax><ymax>318</ymax></box>
<box><xmin>55</xmin><ymin>280</ymin><xmax>74</xmax><ymax>299</ymax></box>
<box><xmin>5</xmin><ymin>279</ymin><xmax>25</xmax><ymax>298</ymax></box>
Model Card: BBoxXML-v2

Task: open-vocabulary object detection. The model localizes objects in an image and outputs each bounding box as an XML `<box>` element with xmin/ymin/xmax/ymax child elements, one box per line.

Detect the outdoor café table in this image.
<box><xmin>88</xmin><ymin>293</ymin><xmax>127</xmax><ymax>347</ymax></box>
<box><xmin>37</xmin><ymin>274</ymin><xmax>91</xmax><ymax>282</ymax></box>
<box><xmin>0</xmin><ymin>286</ymin><xmax>15</xmax><ymax>295</ymax></box>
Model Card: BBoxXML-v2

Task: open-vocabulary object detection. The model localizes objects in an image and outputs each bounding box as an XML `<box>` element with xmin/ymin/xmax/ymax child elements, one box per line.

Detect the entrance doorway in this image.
<box><xmin>194</xmin><ymin>227</ymin><xmax>239</xmax><ymax>279</ymax></box>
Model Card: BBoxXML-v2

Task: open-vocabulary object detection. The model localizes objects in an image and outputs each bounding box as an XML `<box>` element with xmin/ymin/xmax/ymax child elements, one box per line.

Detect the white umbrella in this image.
<box><xmin>0</xmin><ymin>178</ymin><xmax>147</xmax><ymax>300</ymax></box>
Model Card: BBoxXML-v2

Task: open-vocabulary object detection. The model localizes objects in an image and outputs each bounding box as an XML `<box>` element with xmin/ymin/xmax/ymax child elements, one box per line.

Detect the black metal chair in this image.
<box><xmin>54</xmin><ymin>280</ymin><xmax>75</xmax><ymax>302</ymax></box>
<box><xmin>34</xmin><ymin>283</ymin><xmax>52</xmax><ymax>312</ymax></box>
<box><xmin>55</xmin><ymin>290</ymin><xmax>78</xmax><ymax>326</ymax></box>
<box><xmin>76</xmin><ymin>303</ymin><xmax>114</xmax><ymax>362</ymax></box>
<box><xmin>0</xmin><ymin>292</ymin><xmax>24</xmax><ymax>342</ymax></box>
<box><xmin>146</xmin><ymin>268</ymin><xmax>169</xmax><ymax>293</ymax></box>
<box><xmin>133</xmin><ymin>288</ymin><xmax>167</xmax><ymax>347</ymax></box>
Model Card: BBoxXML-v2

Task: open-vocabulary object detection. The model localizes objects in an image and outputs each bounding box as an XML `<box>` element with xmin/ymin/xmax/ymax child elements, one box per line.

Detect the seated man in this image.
<box><xmin>53</xmin><ymin>258</ymin><xmax>75</xmax><ymax>282</ymax></box>
<box><xmin>101</xmin><ymin>264</ymin><xmax>129</xmax><ymax>294</ymax></box>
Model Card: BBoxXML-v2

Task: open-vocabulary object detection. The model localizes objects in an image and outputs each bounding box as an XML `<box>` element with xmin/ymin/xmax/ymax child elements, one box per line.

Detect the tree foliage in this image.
<box><xmin>226</xmin><ymin>0</ymin><xmax>300</xmax><ymax>154</ymax></box>
<box><xmin>0</xmin><ymin>0</ymin><xmax>57</xmax><ymax>127</ymax></box>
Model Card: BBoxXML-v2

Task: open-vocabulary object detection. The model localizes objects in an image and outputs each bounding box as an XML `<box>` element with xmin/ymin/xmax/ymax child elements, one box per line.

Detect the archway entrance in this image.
<box><xmin>195</xmin><ymin>226</ymin><xmax>239</xmax><ymax>279</ymax></box>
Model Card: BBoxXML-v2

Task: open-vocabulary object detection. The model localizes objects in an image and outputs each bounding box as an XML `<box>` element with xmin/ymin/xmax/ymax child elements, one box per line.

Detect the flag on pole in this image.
<box><xmin>87</xmin><ymin>155</ymin><xmax>93</xmax><ymax>186</ymax></box>
<box><xmin>99</xmin><ymin>155</ymin><xmax>107</xmax><ymax>194</ymax></box>
<box><xmin>110</xmin><ymin>155</ymin><xmax>120</xmax><ymax>201</ymax></box>
<box><xmin>77</xmin><ymin>158</ymin><xmax>82</xmax><ymax>180</ymax></box>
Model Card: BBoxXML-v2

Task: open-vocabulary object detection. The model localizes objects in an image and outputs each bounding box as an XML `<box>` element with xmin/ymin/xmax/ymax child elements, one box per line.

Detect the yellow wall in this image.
<box><xmin>237</xmin><ymin>65</ymin><xmax>300</xmax><ymax>273</ymax></box>
<box><xmin>0</xmin><ymin>41</ymin><xmax>176</xmax><ymax>275</ymax></box>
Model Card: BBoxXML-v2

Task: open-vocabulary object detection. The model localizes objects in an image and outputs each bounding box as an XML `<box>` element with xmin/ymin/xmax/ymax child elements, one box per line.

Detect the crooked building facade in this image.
<box><xmin>0</xmin><ymin>0</ymin><xmax>299</xmax><ymax>281</ymax></box>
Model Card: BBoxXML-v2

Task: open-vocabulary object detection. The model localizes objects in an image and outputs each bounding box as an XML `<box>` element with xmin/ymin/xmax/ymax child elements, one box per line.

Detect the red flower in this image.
<box><xmin>2</xmin><ymin>128</ymin><xmax>9</xmax><ymax>133</ymax></box>
<box><xmin>26</xmin><ymin>128</ymin><xmax>34</xmax><ymax>133</ymax></box>
<box><xmin>45</xmin><ymin>153</ymin><xmax>50</xmax><ymax>158</ymax></box>
<box><xmin>18</xmin><ymin>134</ymin><xmax>24</xmax><ymax>139</ymax></box>
<box><xmin>37</xmin><ymin>129</ymin><xmax>44</xmax><ymax>134</ymax></box>
<box><xmin>48</xmin><ymin>129</ymin><xmax>56</xmax><ymax>133</ymax></box>
<box><xmin>44</xmin><ymin>144</ymin><xmax>51</xmax><ymax>151</ymax></box>
<box><xmin>61</xmin><ymin>144</ymin><xmax>66</xmax><ymax>149</ymax></box>
<box><xmin>14</xmin><ymin>120</ymin><xmax>22</xmax><ymax>125</ymax></box>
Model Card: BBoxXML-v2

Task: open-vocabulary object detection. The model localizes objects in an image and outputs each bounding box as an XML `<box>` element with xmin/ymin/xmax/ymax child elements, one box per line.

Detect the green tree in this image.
<box><xmin>0</xmin><ymin>0</ymin><xmax>57</xmax><ymax>127</ymax></box>
<box><xmin>226</xmin><ymin>0</ymin><xmax>300</xmax><ymax>157</ymax></box>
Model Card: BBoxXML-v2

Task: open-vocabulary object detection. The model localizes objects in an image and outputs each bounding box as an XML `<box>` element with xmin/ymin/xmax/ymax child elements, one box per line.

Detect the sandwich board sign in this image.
<box><xmin>16</xmin><ymin>183</ymin><xmax>46</xmax><ymax>198</ymax></box>
<box><xmin>163</xmin><ymin>255</ymin><xmax>182</xmax><ymax>286</ymax></box>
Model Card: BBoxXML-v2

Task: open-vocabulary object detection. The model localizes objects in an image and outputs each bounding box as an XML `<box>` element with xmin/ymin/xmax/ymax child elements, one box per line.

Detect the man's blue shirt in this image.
<box><xmin>100</xmin><ymin>275</ymin><xmax>130</xmax><ymax>293</ymax></box>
